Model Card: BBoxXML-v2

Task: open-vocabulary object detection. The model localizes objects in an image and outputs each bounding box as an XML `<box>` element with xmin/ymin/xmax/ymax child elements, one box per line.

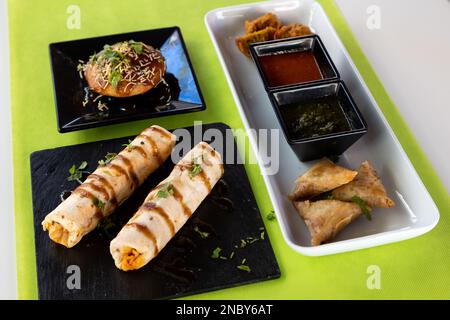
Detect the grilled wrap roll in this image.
<box><xmin>110</xmin><ymin>141</ymin><xmax>224</xmax><ymax>271</ymax></box>
<box><xmin>42</xmin><ymin>125</ymin><xmax>176</xmax><ymax>248</ymax></box>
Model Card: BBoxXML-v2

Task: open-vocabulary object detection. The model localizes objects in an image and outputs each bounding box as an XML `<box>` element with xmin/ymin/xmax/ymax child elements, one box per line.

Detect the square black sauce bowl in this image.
<box><xmin>269</xmin><ymin>81</ymin><xmax>368</xmax><ymax>161</ymax></box>
<box><xmin>249</xmin><ymin>35</ymin><xmax>339</xmax><ymax>91</ymax></box>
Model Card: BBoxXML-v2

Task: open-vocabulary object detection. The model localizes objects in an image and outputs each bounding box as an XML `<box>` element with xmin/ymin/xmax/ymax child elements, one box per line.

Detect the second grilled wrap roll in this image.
<box><xmin>42</xmin><ymin>125</ymin><xmax>176</xmax><ymax>248</ymax></box>
<box><xmin>110</xmin><ymin>141</ymin><xmax>224</xmax><ymax>271</ymax></box>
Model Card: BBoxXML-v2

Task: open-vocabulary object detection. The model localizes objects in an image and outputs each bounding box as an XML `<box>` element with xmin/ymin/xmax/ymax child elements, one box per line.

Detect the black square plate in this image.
<box><xmin>30</xmin><ymin>123</ymin><xmax>280</xmax><ymax>299</ymax></box>
<box><xmin>49</xmin><ymin>27</ymin><xmax>206</xmax><ymax>133</ymax></box>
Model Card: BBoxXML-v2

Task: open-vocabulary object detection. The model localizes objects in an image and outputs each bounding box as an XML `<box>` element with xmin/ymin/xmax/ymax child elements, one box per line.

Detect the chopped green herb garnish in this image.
<box><xmin>266</xmin><ymin>210</ymin><xmax>276</xmax><ymax>221</ymax></box>
<box><xmin>97</xmin><ymin>217</ymin><xmax>114</xmax><ymax>231</ymax></box>
<box><xmin>98</xmin><ymin>152</ymin><xmax>117</xmax><ymax>166</ymax></box>
<box><xmin>240</xmin><ymin>239</ymin><xmax>247</xmax><ymax>248</ymax></box>
<box><xmin>219</xmin><ymin>256</ymin><xmax>228</xmax><ymax>260</ymax></box>
<box><xmin>122</xmin><ymin>139</ymin><xmax>134</xmax><ymax>151</ymax></box>
<box><xmin>351</xmin><ymin>196</ymin><xmax>372</xmax><ymax>221</ymax></box>
<box><xmin>109</xmin><ymin>69</ymin><xmax>122</xmax><ymax>89</ymax></box>
<box><xmin>189</xmin><ymin>163</ymin><xmax>203</xmax><ymax>178</ymax></box>
<box><xmin>92</xmin><ymin>197</ymin><xmax>105</xmax><ymax>210</ymax></box>
<box><xmin>102</xmin><ymin>45</ymin><xmax>125</xmax><ymax>61</ymax></box>
<box><xmin>241</xmin><ymin>258</ymin><xmax>246</xmax><ymax>264</ymax></box>
<box><xmin>211</xmin><ymin>247</ymin><xmax>222</xmax><ymax>259</ymax></box>
<box><xmin>67</xmin><ymin>161</ymin><xmax>89</xmax><ymax>184</ymax></box>
<box><xmin>194</xmin><ymin>226</ymin><xmax>209</xmax><ymax>239</ymax></box>
<box><xmin>237</xmin><ymin>265</ymin><xmax>251</xmax><ymax>273</ymax></box>
<box><xmin>156</xmin><ymin>182</ymin><xmax>174</xmax><ymax>199</ymax></box>
<box><xmin>79</xmin><ymin>161</ymin><xmax>87</xmax><ymax>169</ymax></box>
<box><xmin>189</xmin><ymin>155</ymin><xmax>204</xmax><ymax>179</ymax></box>
<box><xmin>260</xmin><ymin>231</ymin><xmax>265</xmax><ymax>240</ymax></box>
<box><xmin>129</xmin><ymin>40</ymin><xmax>143</xmax><ymax>55</ymax></box>
<box><xmin>229</xmin><ymin>251</ymin><xmax>235</xmax><ymax>259</ymax></box>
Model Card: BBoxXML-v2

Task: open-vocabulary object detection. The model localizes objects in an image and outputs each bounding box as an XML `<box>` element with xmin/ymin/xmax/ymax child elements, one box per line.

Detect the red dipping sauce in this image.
<box><xmin>258</xmin><ymin>51</ymin><xmax>323</xmax><ymax>87</ymax></box>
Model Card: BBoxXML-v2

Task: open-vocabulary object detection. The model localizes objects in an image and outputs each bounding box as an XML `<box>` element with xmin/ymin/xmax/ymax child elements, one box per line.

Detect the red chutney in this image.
<box><xmin>258</xmin><ymin>51</ymin><xmax>323</xmax><ymax>87</ymax></box>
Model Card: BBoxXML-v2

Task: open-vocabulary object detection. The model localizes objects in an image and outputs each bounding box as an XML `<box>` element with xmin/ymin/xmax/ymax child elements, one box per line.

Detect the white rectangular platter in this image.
<box><xmin>205</xmin><ymin>0</ymin><xmax>439</xmax><ymax>255</ymax></box>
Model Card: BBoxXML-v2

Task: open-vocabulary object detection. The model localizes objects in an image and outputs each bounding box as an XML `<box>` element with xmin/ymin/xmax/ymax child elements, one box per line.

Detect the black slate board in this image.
<box><xmin>31</xmin><ymin>123</ymin><xmax>280</xmax><ymax>299</ymax></box>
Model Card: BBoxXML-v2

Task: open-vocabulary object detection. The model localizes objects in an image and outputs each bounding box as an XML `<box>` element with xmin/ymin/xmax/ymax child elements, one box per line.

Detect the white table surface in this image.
<box><xmin>0</xmin><ymin>0</ymin><xmax>448</xmax><ymax>299</ymax></box>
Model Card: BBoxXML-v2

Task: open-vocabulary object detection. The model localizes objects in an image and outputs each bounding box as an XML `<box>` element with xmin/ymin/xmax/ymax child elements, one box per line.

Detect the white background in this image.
<box><xmin>0</xmin><ymin>0</ymin><xmax>449</xmax><ymax>298</ymax></box>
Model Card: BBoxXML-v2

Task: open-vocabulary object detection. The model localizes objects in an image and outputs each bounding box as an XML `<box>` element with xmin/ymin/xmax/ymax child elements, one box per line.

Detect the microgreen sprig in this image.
<box><xmin>67</xmin><ymin>161</ymin><xmax>89</xmax><ymax>184</ymax></box>
<box><xmin>98</xmin><ymin>152</ymin><xmax>117</xmax><ymax>166</ymax></box>
<box><xmin>156</xmin><ymin>182</ymin><xmax>174</xmax><ymax>199</ymax></box>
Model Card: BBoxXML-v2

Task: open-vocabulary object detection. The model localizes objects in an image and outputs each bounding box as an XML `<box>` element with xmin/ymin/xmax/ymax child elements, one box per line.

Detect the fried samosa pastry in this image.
<box><xmin>235</xmin><ymin>26</ymin><xmax>277</xmax><ymax>56</ymax></box>
<box><xmin>235</xmin><ymin>13</ymin><xmax>315</xmax><ymax>56</ymax></box>
<box><xmin>245</xmin><ymin>12</ymin><xmax>281</xmax><ymax>34</ymax></box>
<box><xmin>274</xmin><ymin>23</ymin><xmax>312</xmax><ymax>39</ymax></box>
<box><xmin>294</xmin><ymin>200</ymin><xmax>367</xmax><ymax>246</ymax></box>
<box><xmin>332</xmin><ymin>161</ymin><xmax>395</xmax><ymax>208</ymax></box>
<box><xmin>288</xmin><ymin>159</ymin><xmax>358</xmax><ymax>201</ymax></box>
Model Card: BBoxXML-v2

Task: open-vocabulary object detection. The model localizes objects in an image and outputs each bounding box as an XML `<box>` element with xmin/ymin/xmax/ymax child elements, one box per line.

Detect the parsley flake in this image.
<box><xmin>156</xmin><ymin>182</ymin><xmax>174</xmax><ymax>199</ymax></box>
<box><xmin>351</xmin><ymin>196</ymin><xmax>372</xmax><ymax>221</ymax></box>
<box><xmin>189</xmin><ymin>155</ymin><xmax>204</xmax><ymax>178</ymax></box>
<box><xmin>92</xmin><ymin>197</ymin><xmax>105</xmax><ymax>210</ymax></box>
<box><xmin>109</xmin><ymin>69</ymin><xmax>122</xmax><ymax>89</ymax></box>
<box><xmin>98</xmin><ymin>152</ymin><xmax>117</xmax><ymax>166</ymax></box>
<box><xmin>237</xmin><ymin>265</ymin><xmax>251</xmax><ymax>273</ymax></box>
<box><xmin>194</xmin><ymin>226</ymin><xmax>209</xmax><ymax>239</ymax></box>
<box><xmin>211</xmin><ymin>247</ymin><xmax>222</xmax><ymax>259</ymax></box>
<box><xmin>129</xmin><ymin>40</ymin><xmax>144</xmax><ymax>55</ymax></box>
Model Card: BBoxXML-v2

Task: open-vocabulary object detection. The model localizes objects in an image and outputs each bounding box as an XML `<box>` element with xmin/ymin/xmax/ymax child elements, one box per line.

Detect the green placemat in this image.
<box><xmin>8</xmin><ymin>0</ymin><xmax>449</xmax><ymax>300</ymax></box>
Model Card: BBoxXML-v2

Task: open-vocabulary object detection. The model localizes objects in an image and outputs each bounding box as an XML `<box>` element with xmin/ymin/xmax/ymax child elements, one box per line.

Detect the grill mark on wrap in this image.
<box><xmin>82</xmin><ymin>182</ymin><xmax>109</xmax><ymax>202</ymax></box>
<box><xmin>198</xmin><ymin>144</ymin><xmax>221</xmax><ymax>187</ymax></box>
<box><xmin>88</xmin><ymin>174</ymin><xmax>118</xmax><ymax>207</ymax></box>
<box><xmin>137</xmin><ymin>134</ymin><xmax>162</xmax><ymax>164</ymax></box>
<box><xmin>73</xmin><ymin>187</ymin><xmax>104</xmax><ymax>221</ymax></box>
<box><xmin>132</xmin><ymin>145</ymin><xmax>148</xmax><ymax>159</ymax></box>
<box><xmin>106</xmin><ymin>163</ymin><xmax>129</xmax><ymax>183</ymax></box>
<box><xmin>142</xmin><ymin>202</ymin><xmax>175</xmax><ymax>236</ymax></box>
<box><xmin>173</xmin><ymin>160</ymin><xmax>211</xmax><ymax>193</ymax></box>
<box><xmin>206</xmin><ymin>148</ymin><xmax>224</xmax><ymax>175</ymax></box>
<box><xmin>172</xmin><ymin>187</ymin><xmax>192</xmax><ymax>217</ymax></box>
<box><xmin>154</xmin><ymin>165</ymin><xmax>208</xmax><ymax>211</ymax></box>
<box><xmin>114</xmin><ymin>155</ymin><xmax>139</xmax><ymax>188</ymax></box>
<box><xmin>128</xmin><ymin>223</ymin><xmax>158</xmax><ymax>256</ymax></box>
<box><xmin>149</xmin><ymin>126</ymin><xmax>173</xmax><ymax>140</ymax></box>
<box><xmin>197</xmin><ymin>171</ymin><xmax>211</xmax><ymax>192</ymax></box>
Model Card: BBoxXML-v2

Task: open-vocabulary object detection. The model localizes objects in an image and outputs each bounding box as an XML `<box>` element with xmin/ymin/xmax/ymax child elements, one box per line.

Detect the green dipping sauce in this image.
<box><xmin>280</xmin><ymin>96</ymin><xmax>351</xmax><ymax>140</ymax></box>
